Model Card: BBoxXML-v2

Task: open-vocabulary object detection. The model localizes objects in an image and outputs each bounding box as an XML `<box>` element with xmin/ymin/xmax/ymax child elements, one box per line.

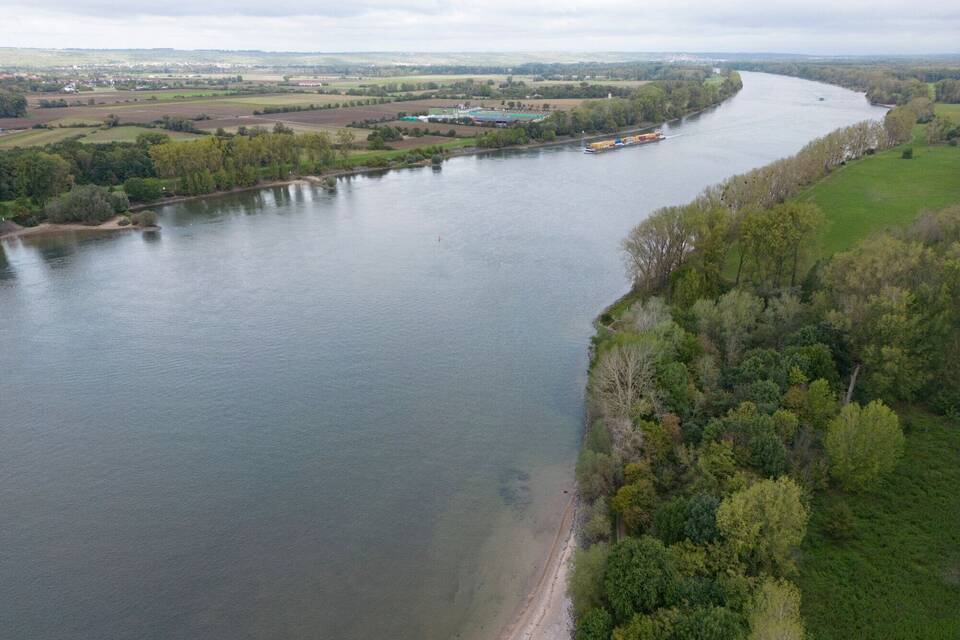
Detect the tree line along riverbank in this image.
<box><xmin>568</xmin><ymin>100</ymin><xmax>960</xmax><ymax>640</ymax></box>
<box><xmin>0</xmin><ymin>70</ymin><xmax>742</xmax><ymax>233</ymax></box>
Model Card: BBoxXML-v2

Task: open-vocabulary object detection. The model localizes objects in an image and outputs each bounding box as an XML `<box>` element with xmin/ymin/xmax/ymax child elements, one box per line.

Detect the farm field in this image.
<box><xmin>347</xmin><ymin>137</ymin><xmax>476</xmax><ymax>163</ymax></box>
<box><xmin>79</xmin><ymin>126</ymin><xmax>203</xmax><ymax>143</ymax></box>
<box><xmin>798</xmin><ymin>408</ymin><xmax>960</xmax><ymax>640</ymax></box>
<box><xmin>0</xmin><ymin>127</ymin><xmax>91</xmax><ymax>148</ymax></box>
<box><xmin>384</xmin><ymin>121</ymin><xmax>481</xmax><ymax>137</ymax></box>
<box><xmin>0</xmin><ymin>125</ymin><xmax>202</xmax><ymax>148</ymax></box>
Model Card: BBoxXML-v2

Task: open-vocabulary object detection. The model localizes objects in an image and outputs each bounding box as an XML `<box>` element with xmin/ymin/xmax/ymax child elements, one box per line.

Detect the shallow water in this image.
<box><xmin>0</xmin><ymin>72</ymin><xmax>884</xmax><ymax>640</ymax></box>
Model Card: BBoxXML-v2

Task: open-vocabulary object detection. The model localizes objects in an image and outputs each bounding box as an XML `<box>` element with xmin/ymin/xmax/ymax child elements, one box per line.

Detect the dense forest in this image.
<box><xmin>570</xmin><ymin>100</ymin><xmax>958</xmax><ymax>640</ymax></box>
<box><xmin>474</xmin><ymin>73</ymin><xmax>742</xmax><ymax>148</ymax></box>
<box><xmin>732</xmin><ymin>61</ymin><xmax>960</xmax><ymax>105</ymax></box>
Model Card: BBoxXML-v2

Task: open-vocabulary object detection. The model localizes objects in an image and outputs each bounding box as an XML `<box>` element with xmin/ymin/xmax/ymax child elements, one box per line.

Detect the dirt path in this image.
<box><xmin>497</xmin><ymin>495</ymin><xmax>576</xmax><ymax>640</ymax></box>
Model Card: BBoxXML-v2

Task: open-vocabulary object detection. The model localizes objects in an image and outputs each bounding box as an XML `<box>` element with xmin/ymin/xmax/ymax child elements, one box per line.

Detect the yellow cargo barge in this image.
<box><xmin>584</xmin><ymin>131</ymin><xmax>665</xmax><ymax>153</ymax></box>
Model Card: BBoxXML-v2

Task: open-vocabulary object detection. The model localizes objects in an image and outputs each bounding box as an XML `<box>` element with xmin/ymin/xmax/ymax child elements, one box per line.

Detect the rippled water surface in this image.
<box><xmin>0</xmin><ymin>73</ymin><xmax>885</xmax><ymax>640</ymax></box>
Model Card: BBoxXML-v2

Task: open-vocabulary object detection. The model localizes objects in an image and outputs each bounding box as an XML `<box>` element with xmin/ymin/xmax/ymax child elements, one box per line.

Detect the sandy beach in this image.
<box><xmin>0</xmin><ymin>215</ymin><xmax>149</xmax><ymax>239</ymax></box>
<box><xmin>497</xmin><ymin>495</ymin><xmax>576</xmax><ymax>640</ymax></box>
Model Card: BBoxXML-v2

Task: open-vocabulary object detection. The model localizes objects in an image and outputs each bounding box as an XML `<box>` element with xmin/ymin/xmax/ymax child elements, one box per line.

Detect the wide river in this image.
<box><xmin>0</xmin><ymin>72</ymin><xmax>884</xmax><ymax>640</ymax></box>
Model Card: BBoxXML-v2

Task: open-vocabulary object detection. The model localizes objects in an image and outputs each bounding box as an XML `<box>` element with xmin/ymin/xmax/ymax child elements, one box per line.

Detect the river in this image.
<box><xmin>0</xmin><ymin>72</ymin><xmax>885</xmax><ymax>640</ymax></box>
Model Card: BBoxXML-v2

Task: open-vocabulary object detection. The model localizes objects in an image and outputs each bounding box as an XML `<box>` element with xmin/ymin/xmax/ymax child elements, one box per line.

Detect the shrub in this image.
<box><xmin>117</xmin><ymin>215</ymin><xmax>131</xmax><ymax>227</ymax></box>
<box><xmin>130</xmin><ymin>210</ymin><xmax>157</xmax><ymax>227</ymax></box>
<box><xmin>123</xmin><ymin>176</ymin><xmax>165</xmax><ymax>202</ymax></box>
<box><xmin>901</xmin><ymin>147</ymin><xmax>914</xmax><ymax>159</ymax></box>
<box><xmin>109</xmin><ymin>190</ymin><xmax>130</xmax><ymax>213</ymax></box>
<box><xmin>583</xmin><ymin>497</ymin><xmax>612</xmax><ymax>544</ymax></box>
<box><xmin>44</xmin><ymin>184</ymin><xmax>115</xmax><ymax>224</ymax></box>
<box><xmin>575</xmin><ymin>608</ymin><xmax>613</xmax><ymax>640</ymax></box>
<box><xmin>825</xmin><ymin>400</ymin><xmax>903</xmax><ymax>492</ymax></box>
<box><xmin>822</xmin><ymin>501</ymin><xmax>857</xmax><ymax>541</ymax></box>
<box><xmin>570</xmin><ymin>542</ymin><xmax>610</xmax><ymax>618</ymax></box>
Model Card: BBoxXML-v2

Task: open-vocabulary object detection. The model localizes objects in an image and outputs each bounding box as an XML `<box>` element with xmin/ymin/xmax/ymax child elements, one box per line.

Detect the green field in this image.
<box><xmin>0</xmin><ymin>127</ymin><xmax>92</xmax><ymax>148</ymax></box>
<box><xmin>796</xmin><ymin>133</ymin><xmax>960</xmax><ymax>255</ymax></box>
<box><xmin>347</xmin><ymin>137</ymin><xmax>476</xmax><ymax>164</ymax></box>
<box><xmin>935</xmin><ymin>103</ymin><xmax>960</xmax><ymax>124</ymax></box>
<box><xmin>79</xmin><ymin>126</ymin><xmax>203</xmax><ymax>143</ymax></box>
<box><xmin>218</xmin><ymin>93</ymin><xmax>351</xmax><ymax>107</ymax></box>
<box><xmin>799</xmin><ymin>408</ymin><xmax>960</xmax><ymax>640</ymax></box>
<box><xmin>0</xmin><ymin>125</ymin><xmax>205</xmax><ymax>148</ymax></box>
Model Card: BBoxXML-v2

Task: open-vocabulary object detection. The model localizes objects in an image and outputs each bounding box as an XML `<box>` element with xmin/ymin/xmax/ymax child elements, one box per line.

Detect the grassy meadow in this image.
<box><xmin>934</xmin><ymin>103</ymin><xmax>960</xmax><ymax>124</ymax></box>
<box><xmin>0</xmin><ymin>125</ymin><xmax>203</xmax><ymax>148</ymax></box>
<box><xmin>798</xmin><ymin>409</ymin><xmax>960</xmax><ymax>640</ymax></box>
<box><xmin>796</xmin><ymin>128</ymin><xmax>960</xmax><ymax>255</ymax></box>
<box><xmin>0</xmin><ymin>127</ymin><xmax>91</xmax><ymax>148</ymax></box>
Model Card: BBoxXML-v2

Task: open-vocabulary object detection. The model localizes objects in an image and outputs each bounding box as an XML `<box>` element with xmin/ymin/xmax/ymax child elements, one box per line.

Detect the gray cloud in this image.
<box><xmin>4</xmin><ymin>0</ymin><xmax>959</xmax><ymax>54</ymax></box>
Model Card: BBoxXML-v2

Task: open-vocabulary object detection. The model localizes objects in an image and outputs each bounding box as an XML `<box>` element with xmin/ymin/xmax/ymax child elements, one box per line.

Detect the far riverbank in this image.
<box><xmin>0</xmin><ymin>116</ymin><xmax>709</xmax><ymax>241</ymax></box>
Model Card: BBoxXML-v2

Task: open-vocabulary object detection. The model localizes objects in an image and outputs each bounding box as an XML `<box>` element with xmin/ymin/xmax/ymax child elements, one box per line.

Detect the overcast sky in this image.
<box><xmin>5</xmin><ymin>0</ymin><xmax>959</xmax><ymax>55</ymax></box>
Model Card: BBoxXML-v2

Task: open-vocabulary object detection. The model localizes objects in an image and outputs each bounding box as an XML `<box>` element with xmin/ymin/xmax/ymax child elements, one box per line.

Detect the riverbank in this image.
<box><xmin>497</xmin><ymin>496</ymin><xmax>577</xmax><ymax>640</ymax></box>
<box><xmin>1</xmin><ymin>98</ymin><xmax>735</xmax><ymax>240</ymax></box>
<box><xmin>0</xmin><ymin>215</ymin><xmax>158</xmax><ymax>239</ymax></box>
<box><xmin>1</xmin><ymin>118</ymin><xmax>695</xmax><ymax>239</ymax></box>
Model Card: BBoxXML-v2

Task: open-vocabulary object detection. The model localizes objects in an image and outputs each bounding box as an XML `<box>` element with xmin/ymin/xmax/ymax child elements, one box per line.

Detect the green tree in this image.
<box><xmin>674</xmin><ymin>606</ymin><xmax>744</xmax><ymax>640</ymax></box>
<box><xmin>577</xmin><ymin>608</ymin><xmax>614</xmax><ymax>640</ymax></box>
<box><xmin>584</xmin><ymin>497</ymin><xmax>613</xmax><ymax>544</ymax></box>
<box><xmin>109</xmin><ymin>190</ymin><xmax>130</xmax><ymax>213</ymax></box>
<box><xmin>336</xmin><ymin>129</ymin><xmax>356</xmax><ymax>160</ymax></box>
<box><xmin>825</xmin><ymin>401</ymin><xmax>904</xmax><ymax>491</ymax></box>
<box><xmin>747</xmin><ymin>578</ymin><xmax>805</xmax><ymax>640</ymax></box>
<box><xmin>15</xmin><ymin>151</ymin><xmax>72</xmax><ymax>205</ymax></box>
<box><xmin>0</xmin><ymin>90</ymin><xmax>28</xmax><ymax>117</ymax></box>
<box><xmin>123</xmin><ymin>177</ymin><xmax>165</xmax><ymax>202</ymax></box>
<box><xmin>883</xmin><ymin>105</ymin><xmax>917</xmax><ymax>145</ymax></box>
<box><xmin>44</xmin><ymin>184</ymin><xmax>115</xmax><ymax>224</ymax></box>
<box><xmin>570</xmin><ymin>542</ymin><xmax>610</xmax><ymax>618</ymax></box>
<box><xmin>603</xmin><ymin>536</ymin><xmax>679</xmax><ymax>623</ymax></box>
<box><xmin>803</xmin><ymin>379</ymin><xmax>838</xmax><ymax>430</ymax></box>
<box><xmin>611</xmin><ymin>477</ymin><xmax>658</xmax><ymax>535</ymax></box>
<box><xmin>716</xmin><ymin>477</ymin><xmax>808</xmax><ymax>575</ymax></box>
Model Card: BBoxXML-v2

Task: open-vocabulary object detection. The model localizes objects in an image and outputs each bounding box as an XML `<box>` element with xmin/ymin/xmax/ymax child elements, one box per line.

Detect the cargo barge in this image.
<box><xmin>583</xmin><ymin>131</ymin><xmax>665</xmax><ymax>153</ymax></box>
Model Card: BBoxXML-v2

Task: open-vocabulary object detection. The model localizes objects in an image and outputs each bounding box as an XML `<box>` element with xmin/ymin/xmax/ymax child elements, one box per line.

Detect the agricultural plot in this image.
<box><xmin>385</xmin><ymin>121</ymin><xmax>481</xmax><ymax>137</ymax></box>
<box><xmin>0</xmin><ymin>127</ymin><xmax>92</xmax><ymax>148</ymax></box>
<box><xmin>0</xmin><ymin>125</ymin><xmax>203</xmax><ymax>148</ymax></box>
<box><xmin>79</xmin><ymin>126</ymin><xmax>203</xmax><ymax>144</ymax></box>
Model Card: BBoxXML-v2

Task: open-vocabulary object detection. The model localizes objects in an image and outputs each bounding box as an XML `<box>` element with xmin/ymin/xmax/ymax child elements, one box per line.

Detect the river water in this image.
<box><xmin>0</xmin><ymin>72</ymin><xmax>884</xmax><ymax>640</ymax></box>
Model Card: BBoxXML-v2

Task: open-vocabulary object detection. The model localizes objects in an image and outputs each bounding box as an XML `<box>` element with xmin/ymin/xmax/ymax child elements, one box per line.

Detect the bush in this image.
<box><xmin>901</xmin><ymin>147</ymin><xmax>914</xmax><ymax>159</ymax></box>
<box><xmin>44</xmin><ymin>184</ymin><xmax>115</xmax><ymax>224</ymax></box>
<box><xmin>583</xmin><ymin>497</ymin><xmax>612</xmax><ymax>544</ymax></box>
<box><xmin>109</xmin><ymin>190</ymin><xmax>130</xmax><ymax>213</ymax></box>
<box><xmin>570</xmin><ymin>543</ymin><xmax>610</xmax><ymax>618</ymax></box>
<box><xmin>822</xmin><ymin>501</ymin><xmax>857</xmax><ymax>541</ymax></box>
<box><xmin>117</xmin><ymin>215</ymin><xmax>131</xmax><ymax>227</ymax></box>
<box><xmin>130</xmin><ymin>210</ymin><xmax>157</xmax><ymax>227</ymax></box>
<box><xmin>575</xmin><ymin>608</ymin><xmax>613</xmax><ymax>640</ymax></box>
<box><xmin>123</xmin><ymin>177</ymin><xmax>165</xmax><ymax>202</ymax></box>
